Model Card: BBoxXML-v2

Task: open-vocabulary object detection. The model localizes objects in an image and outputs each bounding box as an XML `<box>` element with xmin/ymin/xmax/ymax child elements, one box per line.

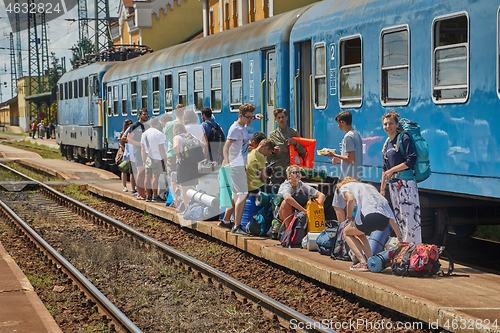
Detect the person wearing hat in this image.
<box><xmin>246</xmin><ymin>139</ymin><xmax>278</xmax><ymax>194</ymax></box>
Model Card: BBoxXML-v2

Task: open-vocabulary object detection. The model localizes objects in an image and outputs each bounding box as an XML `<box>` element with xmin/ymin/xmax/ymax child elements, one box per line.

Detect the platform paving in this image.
<box><xmin>0</xmin><ymin>243</ymin><xmax>62</xmax><ymax>333</ymax></box>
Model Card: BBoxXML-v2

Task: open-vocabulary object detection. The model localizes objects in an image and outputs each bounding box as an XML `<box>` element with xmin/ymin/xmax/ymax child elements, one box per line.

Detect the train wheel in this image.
<box><xmin>93</xmin><ymin>152</ymin><xmax>102</xmax><ymax>169</ymax></box>
<box><xmin>452</xmin><ymin>224</ymin><xmax>477</xmax><ymax>238</ymax></box>
<box><xmin>421</xmin><ymin>207</ymin><xmax>448</xmax><ymax>245</ymax></box>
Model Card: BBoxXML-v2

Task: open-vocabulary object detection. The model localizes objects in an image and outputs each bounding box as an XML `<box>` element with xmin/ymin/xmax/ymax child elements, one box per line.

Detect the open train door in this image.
<box><xmin>294</xmin><ymin>41</ymin><xmax>312</xmax><ymax>138</ymax></box>
<box><xmin>262</xmin><ymin>49</ymin><xmax>277</xmax><ymax>135</ymax></box>
<box><xmin>88</xmin><ymin>75</ymin><xmax>99</xmax><ymax>126</ymax></box>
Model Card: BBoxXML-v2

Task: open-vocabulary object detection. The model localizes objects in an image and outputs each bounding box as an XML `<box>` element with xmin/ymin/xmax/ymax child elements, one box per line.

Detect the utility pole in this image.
<box><xmin>9</xmin><ymin>32</ymin><xmax>17</xmax><ymax>97</ymax></box>
<box><xmin>15</xmin><ymin>0</ymin><xmax>23</xmax><ymax>79</ymax></box>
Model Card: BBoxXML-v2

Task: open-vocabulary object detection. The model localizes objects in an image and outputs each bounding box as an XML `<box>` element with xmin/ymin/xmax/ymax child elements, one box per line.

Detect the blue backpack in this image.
<box><xmin>246</xmin><ymin>201</ymin><xmax>274</xmax><ymax>237</ymax></box>
<box><xmin>383</xmin><ymin>118</ymin><xmax>431</xmax><ymax>183</ymax></box>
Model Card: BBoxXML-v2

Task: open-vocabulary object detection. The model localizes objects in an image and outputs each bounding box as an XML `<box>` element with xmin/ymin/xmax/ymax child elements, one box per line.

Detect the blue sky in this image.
<box><xmin>0</xmin><ymin>0</ymin><xmax>120</xmax><ymax>102</ymax></box>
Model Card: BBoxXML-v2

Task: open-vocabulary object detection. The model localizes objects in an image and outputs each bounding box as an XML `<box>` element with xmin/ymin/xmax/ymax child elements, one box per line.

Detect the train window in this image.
<box><xmin>179</xmin><ymin>72</ymin><xmax>187</xmax><ymax>106</ymax></box>
<box><xmin>122</xmin><ymin>84</ymin><xmax>127</xmax><ymax>116</ymax></box>
<box><xmin>194</xmin><ymin>69</ymin><xmax>204</xmax><ymax>111</ymax></box>
<box><xmin>339</xmin><ymin>36</ymin><xmax>362</xmax><ymax>107</ymax></box>
<box><xmin>209</xmin><ymin>9</ymin><xmax>215</xmax><ymax>35</ymax></box>
<box><xmin>85</xmin><ymin>77</ymin><xmax>89</xmax><ymax>97</ymax></box>
<box><xmin>65</xmin><ymin>82</ymin><xmax>68</xmax><ymax>100</ymax></box>
<box><xmin>107</xmin><ymin>86</ymin><xmax>112</xmax><ymax>117</ymax></box>
<box><xmin>59</xmin><ymin>84</ymin><xmax>63</xmax><ymax>100</ymax></box>
<box><xmin>113</xmin><ymin>85</ymin><xmax>119</xmax><ymax>116</ymax></box>
<box><xmin>78</xmin><ymin>79</ymin><xmax>83</xmax><ymax>98</ymax></box>
<box><xmin>230</xmin><ymin>61</ymin><xmax>242</xmax><ymax>110</ymax></box>
<box><xmin>314</xmin><ymin>43</ymin><xmax>327</xmax><ymax>108</ymax></box>
<box><xmin>224</xmin><ymin>1</ymin><xmax>230</xmax><ymax>30</ymax></box>
<box><xmin>432</xmin><ymin>13</ymin><xmax>468</xmax><ymax>103</ymax></box>
<box><xmin>152</xmin><ymin>77</ymin><xmax>160</xmax><ymax>114</ymax></box>
<box><xmin>69</xmin><ymin>81</ymin><xmax>73</xmax><ymax>99</ymax></box>
<box><xmin>131</xmin><ymin>81</ymin><xmax>137</xmax><ymax>115</ymax></box>
<box><xmin>141</xmin><ymin>79</ymin><xmax>148</xmax><ymax>110</ymax></box>
<box><xmin>74</xmin><ymin>80</ymin><xmax>78</xmax><ymax>99</ymax></box>
<box><xmin>92</xmin><ymin>76</ymin><xmax>98</xmax><ymax>96</ymax></box>
<box><xmin>267</xmin><ymin>51</ymin><xmax>276</xmax><ymax>106</ymax></box>
<box><xmin>381</xmin><ymin>26</ymin><xmax>409</xmax><ymax>105</ymax></box>
<box><xmin>249</xmin><ymin>0</ymin><xmax>256</xmax><ymax>23</ymax></box>
<box><xmin>211</xmin><ymin>65</ymin><xmax>222</xmax><ymax>112</ymax></box>
<box><xmin>165</xmin><ymin>74</ymin><xmax>173</xmax><ymax>112</ymax></box>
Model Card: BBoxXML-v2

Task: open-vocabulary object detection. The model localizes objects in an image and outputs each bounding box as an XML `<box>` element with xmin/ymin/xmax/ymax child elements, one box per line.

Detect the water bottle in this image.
<box><xmin>352</xmin><ymin>205</ymin><xmax>358</xmax><ymax>220</ymax></box>
<box><xmin>367</xmin><ymin>247</ymin><xmax>397</xmax><ymax>273</ymax></box>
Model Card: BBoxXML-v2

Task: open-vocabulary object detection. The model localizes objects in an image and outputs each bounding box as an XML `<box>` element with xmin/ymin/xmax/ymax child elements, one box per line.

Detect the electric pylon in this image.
<box><xmin>14</xmin><ymin>0</ymin><xmax>23</xmax><ymax>79</ymax></box>
<box><xmin>94</xmin><ymin>0</ymin><xmax>112</xmax><ymax>54</ymax></box>
<box><xmin>40</xmin><ymin>12</ymin><xmax>50</xmax><ymax>92</ymax></box>
<box><xmin>9</xmin><ymin>32</ymin><xmax>17</xmax><ymax>97</ymax></box>
<box><xmin>27</xmin><ymin>0</ymin><xmax>41</xmax><ymax>121</ymax></box>
<box><xmin>78</xmin><ymin>0</ymin><xmax>89</xmax><ymax>42</ymax></box>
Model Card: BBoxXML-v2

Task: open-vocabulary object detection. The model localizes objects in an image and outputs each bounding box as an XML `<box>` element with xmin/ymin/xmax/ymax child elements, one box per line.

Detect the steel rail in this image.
<box><xmin>1</xmin><ymin>162</ymin><xmax>337</xmax><ymax>332</ymax></box>
<box><xmin>0</xmin><ymin>199</ymin><xmax>142</xmax><ymax>333</ymax></box>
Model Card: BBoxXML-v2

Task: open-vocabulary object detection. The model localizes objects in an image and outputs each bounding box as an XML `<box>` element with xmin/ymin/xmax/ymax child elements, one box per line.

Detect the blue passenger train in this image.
<box><xmin>56</xmin><ymin>0</ymin><xmax>500</xmax><ymax>241</ymax></box>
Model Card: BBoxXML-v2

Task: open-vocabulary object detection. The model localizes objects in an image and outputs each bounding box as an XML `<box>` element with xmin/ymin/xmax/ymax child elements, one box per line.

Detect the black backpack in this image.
<box><xmin>205</xmin><ymin>121</ymin><xmax>225</xmax><ymax>162</ymax></box>
<box><xmin>181</xmin><ymin>134</ymin><xmax>205</xmax><ymax>164</ymax></box>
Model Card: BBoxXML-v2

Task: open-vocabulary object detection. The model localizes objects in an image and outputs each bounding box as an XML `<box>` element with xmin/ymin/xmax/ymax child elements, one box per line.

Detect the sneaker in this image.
<box><xmin>122</xmin><ymin>187</ymin><xmax>128</xmax><ymax>192</ymax></box>
<box><xmin>145</xmin><ymin>196</ymin><xmax>152</xmax><ymax>202</ymax></box>
<box><xmin>350</xmin><ymin>263</ymin><xmax>369</xmax><ymax>272</ymax></box>
<box><xmin>152</xmin><ymin>196</ymin><xmax>164</xmax><ymax>203</ymax></box>
<box><xmin>131</xmin><ymin>190</ymin><xmax>138</xmax><ymax>196</ymax></box>
<box><xmin>231</xmin><ymin>225</ymin><xmax>248</xmax><ymax>236</ymax></box>
<box><xmin>218</xmin><ymin>220</ymin><xmax>233</xmax><ymax>229</ymax></box>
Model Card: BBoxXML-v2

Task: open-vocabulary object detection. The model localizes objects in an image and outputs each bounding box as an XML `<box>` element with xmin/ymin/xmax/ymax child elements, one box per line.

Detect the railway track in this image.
<box><xmin>0</xmin><ymin>163</ymin><xmax>338</xmax><ymax>332</ymax></box>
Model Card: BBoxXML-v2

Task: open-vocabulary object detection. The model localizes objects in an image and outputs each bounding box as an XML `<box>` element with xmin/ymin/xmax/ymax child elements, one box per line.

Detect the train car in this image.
<box><xmin>288</xmin><ymin>0</ymin><xmax>500</xmax><ymax>240</ymax></box>
<box><xmin>56</xmin><ymin>62</ymin><xmax>117</xmax><ymax>168</ymax></box>
<box><xmin>101</xmin><ymin>5</ymin><xmax>313</xmax><ymax>150</ymax></box>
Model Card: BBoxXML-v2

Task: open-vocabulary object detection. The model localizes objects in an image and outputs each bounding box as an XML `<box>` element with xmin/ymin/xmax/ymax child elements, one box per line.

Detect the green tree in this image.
<box><xmin>48</xmin><ymin>52</ymin><xmax>65</xmax><ymax>89</ymax></box>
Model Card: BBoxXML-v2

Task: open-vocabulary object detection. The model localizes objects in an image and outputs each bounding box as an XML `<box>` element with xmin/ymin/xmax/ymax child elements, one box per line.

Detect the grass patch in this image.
<box><xmin>61</xmin><ymin>184</ymin><xmax>100</xmax><ymax>204</ymax></box>
<box><xmin>475</xmin><ymin>225</ymin><xmax>500</xmax><ymax>242</ymax></box>
<box><xmin>0</xmin><ymin>140</ymin><xmax>63</xmax><ymax>160</ymax></box>
<box><xmin>1</xmin><ymin>161</ymin><xmax>61</xmax><ymax>182</ymax></box>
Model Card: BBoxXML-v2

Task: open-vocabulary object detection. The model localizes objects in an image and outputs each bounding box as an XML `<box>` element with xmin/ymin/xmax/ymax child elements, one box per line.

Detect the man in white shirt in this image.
<box><xmin>219</xmin><ymin>103</ymin><xmax>256</xmax><ymax>235</ymax></box>
<box><xmin>141</xmin><ymin>116</ymin><xmax>168</xmax><ymax>202</ymax></box>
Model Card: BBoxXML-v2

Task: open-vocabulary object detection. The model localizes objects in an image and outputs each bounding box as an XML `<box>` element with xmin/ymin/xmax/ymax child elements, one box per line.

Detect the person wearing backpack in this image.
<box><xmin>201</xmin><ymin>107</ymin><xmax>225</xmax><ymax>163</ymax></box>
<box><xmin>335</xmin><ymin>177</ymin><xmax>402</xmax><ymax>271</ymax></box>
<box><xmin>173</xmin><ymin>122</ymin><xmax>205</xmax><ymax>212</ymax></box>
<box><xmin>380</xmin><ymin>110</ymin><xmax>421</xmax><ymax>244</ymax></box>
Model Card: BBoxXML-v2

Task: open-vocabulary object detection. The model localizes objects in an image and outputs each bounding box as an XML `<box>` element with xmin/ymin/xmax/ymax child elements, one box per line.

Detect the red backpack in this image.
<box><xmin>279</xmin><ymin>212</ymin><xmax>307</xmax><ymax>248</ymax></box>
<box><xmin>391</xmin><ymin>243</ymin><xmax>454</xmax><ymax>277</ymax></box>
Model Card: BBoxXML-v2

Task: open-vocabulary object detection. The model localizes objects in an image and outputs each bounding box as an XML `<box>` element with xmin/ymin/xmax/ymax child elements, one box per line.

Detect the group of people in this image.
<box><xmin>118</xmin><ymin>104</ymin><xmax>422</xmax><ymax>273</ymax></box>
<box><xmin>321</xmin><ymin>110</ymin><xmax>420</xmax><ymax>271</ymax></box>
<box><xmin>30</xmin><ymin>120</ymin><xmax>56</xmax><ymax>139</ymax></box>
<box><xmin>216</xmin><ymin>106</ymin><xmax>422</xmax><ymax>273</ymax></box>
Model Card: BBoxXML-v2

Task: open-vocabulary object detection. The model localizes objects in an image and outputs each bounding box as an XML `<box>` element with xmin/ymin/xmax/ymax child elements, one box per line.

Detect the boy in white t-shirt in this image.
<box><xmin>219</xmin><ymin>104</ymin><xmax>256</xmax><ymax>236</ymax></box>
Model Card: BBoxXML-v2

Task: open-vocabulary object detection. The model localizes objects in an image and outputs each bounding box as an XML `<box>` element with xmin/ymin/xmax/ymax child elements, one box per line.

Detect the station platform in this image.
<box><xmin>1</xmin><ymin>141</ymin><xmax>499</xmax><ymax>333</ymax></box>
<box><xmin>0</xmin><ymin>242</ymin><xmax>62</xmax><ymax>333</ymax></box>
